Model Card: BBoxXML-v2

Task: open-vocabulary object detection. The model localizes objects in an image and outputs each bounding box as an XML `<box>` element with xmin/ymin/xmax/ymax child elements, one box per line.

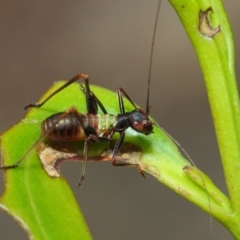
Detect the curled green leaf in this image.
<box><xmin>0</xmin><ymin>81</ymin><xmax>233</xmax><ymax>238</ymax></box>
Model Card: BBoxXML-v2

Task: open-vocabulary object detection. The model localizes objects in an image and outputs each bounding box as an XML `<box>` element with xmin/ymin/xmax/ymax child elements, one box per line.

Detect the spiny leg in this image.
<box><xmin>25</xmin><ymin>73</ymin><xmax>89</xmax><ymax>109</ymax></box>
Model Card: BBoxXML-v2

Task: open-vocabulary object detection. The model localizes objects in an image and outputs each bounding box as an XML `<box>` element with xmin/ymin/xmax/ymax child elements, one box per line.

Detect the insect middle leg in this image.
<box><xmin>63</xmin><ymin>108</ymin><xmax>110</xmax><ymax>186</ymax></box>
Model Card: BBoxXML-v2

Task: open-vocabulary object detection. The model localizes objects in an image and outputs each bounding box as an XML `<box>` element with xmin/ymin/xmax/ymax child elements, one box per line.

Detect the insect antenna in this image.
<box><xmin>147</xmin><ymin>1</ymin><xmax>213</xmax><ymax>237</ymax></box>
<box><xmin>146</xmin><ymin>0</ymin><xmax>161</xmax><ymax>115</ymax></box>
<box><xmin>152</xmin><ymin>122</ymin><xmax>195</xmax><ymax>167</ymax></box>
<box><xmin>152</xmin><ymin>121</ymin><xmax>214</xmax><ymax>238</ymax></box>
<box><xmin>146</xmin><ymin>1</ymin><xmax>200</xmax><ymax>170</ymax></box>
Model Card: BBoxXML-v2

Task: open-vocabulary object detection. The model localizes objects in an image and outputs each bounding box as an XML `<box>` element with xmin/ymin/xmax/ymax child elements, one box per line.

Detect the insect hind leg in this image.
<box><xmin>0</xmin><ymin>162</ymin><xmax>20</xmax><ymax>170</ymax></box>
<box><xmin>0</xmin><ymin>107</ymin><xmax>82</xmax><ymax>172</ymax></box>
<box><xmin>0</xmin><ymin>132</ymin><xmax>46</xmax><ymax>171</ymax></box>
<box><xmin>24</xmin><ymin>73</ymin><xmax>89</xmax><ymax>110</ymax></box>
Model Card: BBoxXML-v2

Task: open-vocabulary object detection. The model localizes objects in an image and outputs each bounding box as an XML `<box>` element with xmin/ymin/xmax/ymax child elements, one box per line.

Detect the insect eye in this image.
<box><xmin>132</xmin><ymin>121</ymin><xmax>144</xmax><ymax>132</ymax></box>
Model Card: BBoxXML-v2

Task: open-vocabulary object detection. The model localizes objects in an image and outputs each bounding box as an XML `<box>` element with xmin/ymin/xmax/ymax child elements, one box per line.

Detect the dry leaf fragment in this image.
<box><xmin>199</xmin><ymin>7</ymin><xmax>220</xmax><ymax>38</ymax></box>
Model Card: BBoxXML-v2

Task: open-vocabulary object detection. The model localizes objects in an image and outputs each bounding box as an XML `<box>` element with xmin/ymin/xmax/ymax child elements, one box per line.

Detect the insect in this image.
<box><xmin>0</xmin><ymin>1</ymin><xmax>214</xmax><ymax>238</ymax></box>
<box><xmin>0</xmin><ymin>0</ymin><xmax>163</xmax><ymax>189</ymax></box>
<box><xmin>0</xmin><ymin>1</ymin><xmax>162</xmax><ymax>183</ymax></box>
<box><xmin>0</xmin><ymin>74</ymin><xmax>158</xmax><ymax>186</ymax></box>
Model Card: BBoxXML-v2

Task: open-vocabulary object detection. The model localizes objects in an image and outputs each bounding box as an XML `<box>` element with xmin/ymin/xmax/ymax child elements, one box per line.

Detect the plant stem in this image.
<box><xmin>168</xmin><ymin>0</ymin><xmax>240</xmax><ymax>237</ymax></box>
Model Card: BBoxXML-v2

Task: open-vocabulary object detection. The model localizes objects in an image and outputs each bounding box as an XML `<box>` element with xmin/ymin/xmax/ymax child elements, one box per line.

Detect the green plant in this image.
<box><xmin>169</xmin><ymin>0</ymin><xmax>240</xmax><ymax>238</ymax></box>
<box><xmin>0</xmin><ymin>0</ymin><xmax>239</xmax><ymax>239</ymax></box>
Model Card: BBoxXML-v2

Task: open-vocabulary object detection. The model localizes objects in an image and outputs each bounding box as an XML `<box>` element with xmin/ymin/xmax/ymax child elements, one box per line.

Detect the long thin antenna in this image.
<box><xmin>147</xmin><ymin>1</ymin><xmax>213</xmax><ymax>237</ymax></box>
<box><xmin>155</xmin><ymin>123</ymin><xmax>214</xmax><ymax>238</ymax></box>
<box><xmin>146</xmin><ymin>0</ymin><xmax>161</xmax><ymax>115</ymax></box>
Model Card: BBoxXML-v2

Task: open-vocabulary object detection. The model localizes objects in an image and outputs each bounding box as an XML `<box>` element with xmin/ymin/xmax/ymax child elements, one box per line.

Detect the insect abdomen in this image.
<box><xmin>41</xmin><ymin>112</ymin><xmax>117</xmax><ymax>141</ymax></box>
<box><xmin>41</xmin><ymin>112</ymin><xmax>86</xmax><ymax>141</ymax></box>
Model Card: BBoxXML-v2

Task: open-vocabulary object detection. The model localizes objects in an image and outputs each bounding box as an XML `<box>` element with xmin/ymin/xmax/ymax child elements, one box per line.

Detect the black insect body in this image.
<box><xmin>1</xmin><ymin>73</ymin><xmax>157</xmax><ymax>186</ymax></box>
<box><xmin>0</xmin><ymin>1</ymin><xmax>162</xmax><ymax>187</ymax></box>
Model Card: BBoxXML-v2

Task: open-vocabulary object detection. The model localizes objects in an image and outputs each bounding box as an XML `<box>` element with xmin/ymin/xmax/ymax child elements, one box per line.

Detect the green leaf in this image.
<box><xmin>0</xmin><ymin>80</ymin><xmax>234</xmax><ymax>238</ymax></box>
<box><xmin>0</xmin><ymin>82</ymin><xmax>92</xmax><ymax>240</ymax></box>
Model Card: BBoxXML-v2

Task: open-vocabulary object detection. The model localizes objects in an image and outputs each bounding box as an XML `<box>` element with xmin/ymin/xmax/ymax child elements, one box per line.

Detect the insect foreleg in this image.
<box><xmin>110</xmin><ymin>131</ymin><xmax>146</xmax><ymax>178</ymax></box>
<box><xmin>24</xmin><ymin>73</ymin><xmax>89</xmax><ymax>110</ymax></box>
<box><xmin>111</xmin><ymin>131</ymin><xmax>125</xmax><ymax>163</ymax></box>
